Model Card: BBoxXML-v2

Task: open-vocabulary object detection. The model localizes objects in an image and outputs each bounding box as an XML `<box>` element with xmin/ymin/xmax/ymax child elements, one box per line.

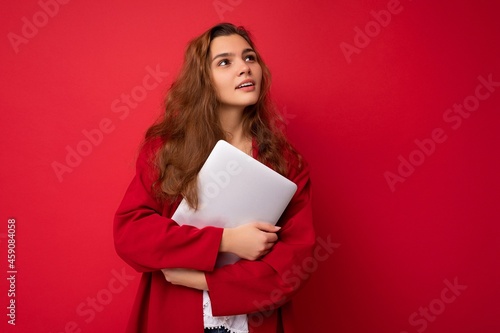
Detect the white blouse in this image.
<box><xmin>203</xmin><ymin>290</ymin><xmax>248</xmax><ymax>333</ymax></box>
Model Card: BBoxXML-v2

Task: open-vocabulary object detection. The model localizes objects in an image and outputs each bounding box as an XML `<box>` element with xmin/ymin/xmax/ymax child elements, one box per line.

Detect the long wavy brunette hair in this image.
<box><xmin>144</xmin><ymin>23</ymin><xmax>300</xmax><ymax>209</ymax></box>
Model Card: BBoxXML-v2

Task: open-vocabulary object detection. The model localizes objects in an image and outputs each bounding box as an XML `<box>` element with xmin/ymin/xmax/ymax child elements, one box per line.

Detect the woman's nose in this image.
<box><xmin>238</xmin><ymin>62</ymin><xmax>251</xmax><ymax>76</ymax></box>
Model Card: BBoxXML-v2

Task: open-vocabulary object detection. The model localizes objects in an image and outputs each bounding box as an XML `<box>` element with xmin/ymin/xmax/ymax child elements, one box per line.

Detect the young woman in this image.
<box><xmin>114</xmin><ymin>23</ymin><xmax>315</xmax><ymax>333</ymax></box>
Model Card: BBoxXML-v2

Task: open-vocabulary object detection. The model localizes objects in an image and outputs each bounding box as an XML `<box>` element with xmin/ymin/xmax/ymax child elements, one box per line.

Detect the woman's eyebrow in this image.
<box><xmin>212</xmin><ymin>48</ymin><xmax>255</xmax><ymax>62</ymax></box>
<box><xmin>212</xmin><ymin>52</ymin><xmax>234</xmax><ymax>62</ymax></box>
<box><xmin>242</xmin><ymin>48</ymin><xmax>255</xmax><ymax>55</ymax></box>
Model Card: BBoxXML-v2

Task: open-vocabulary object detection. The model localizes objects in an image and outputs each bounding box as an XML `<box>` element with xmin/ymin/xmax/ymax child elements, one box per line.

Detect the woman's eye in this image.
<box><xmin>245</xmin><ymin>55</ymin><xmax>256</xmax><ymax>62</ymax></box>
<box><xmin>218</xmin><ymin>59</ymin><xmax>230</xmax><ymax>66</ymax></box>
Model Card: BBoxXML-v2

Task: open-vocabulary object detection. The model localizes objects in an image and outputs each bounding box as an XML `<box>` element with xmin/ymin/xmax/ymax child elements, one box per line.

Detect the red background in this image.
<box><xmin>1</xmin><ymin>0</ymin><xmax>499</xmax><ymax>332</ymax></box>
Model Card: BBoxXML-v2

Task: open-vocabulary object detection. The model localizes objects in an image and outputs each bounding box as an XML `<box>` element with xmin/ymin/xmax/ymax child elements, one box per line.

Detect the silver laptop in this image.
<box><xmin>172</xmin><ymin>140</ymin><xmax>298</xmax><ymax>266</ymax></box>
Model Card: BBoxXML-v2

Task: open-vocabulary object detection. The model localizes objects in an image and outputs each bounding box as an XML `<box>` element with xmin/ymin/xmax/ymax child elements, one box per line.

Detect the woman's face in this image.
<box><xmin>209</xmin><ymin>34</ymin><xmax>263</xmax><ymax>111</ymax></box>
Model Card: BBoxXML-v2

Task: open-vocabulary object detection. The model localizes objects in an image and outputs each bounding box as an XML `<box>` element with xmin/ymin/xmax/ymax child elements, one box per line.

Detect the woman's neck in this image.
<box><xmin>218</xmin><ymin>105</ymin><xmax>252</xmax><ymax>154</ymax></box>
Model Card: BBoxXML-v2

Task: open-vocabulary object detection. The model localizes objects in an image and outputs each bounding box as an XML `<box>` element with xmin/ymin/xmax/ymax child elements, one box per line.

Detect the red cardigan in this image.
<box><xmin>113</xmin><ymin>140</ymin><xmax>315</xmax><ymax>333</ymax></box>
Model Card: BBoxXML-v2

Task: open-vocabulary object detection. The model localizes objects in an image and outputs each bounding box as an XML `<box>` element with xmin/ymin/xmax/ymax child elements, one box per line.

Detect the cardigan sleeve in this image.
<box><xmin>113</xmin><ymin>140</ymin><xmax>223</xmax><ymax>273</ymax></box>
<box><xmin>205</xmin><ymin>153</ymin><xmax>316</xmax><ymax>316</ymax></box>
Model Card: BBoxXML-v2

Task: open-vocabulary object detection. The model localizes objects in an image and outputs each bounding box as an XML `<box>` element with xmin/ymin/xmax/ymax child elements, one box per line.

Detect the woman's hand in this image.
<box><xmin>161</xmin><ymin>268</ymin><xmax>208</xmax><ymax>290</ymax></box>
<box><xmin>161</xmin><ymin>222</ymin><xmax>279</xmax><ymax>290</ymax></box>
<box><xmin>220</xmin><ymin>222</ymin><xmax>280</xmax><ymax>261</ymax></box>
